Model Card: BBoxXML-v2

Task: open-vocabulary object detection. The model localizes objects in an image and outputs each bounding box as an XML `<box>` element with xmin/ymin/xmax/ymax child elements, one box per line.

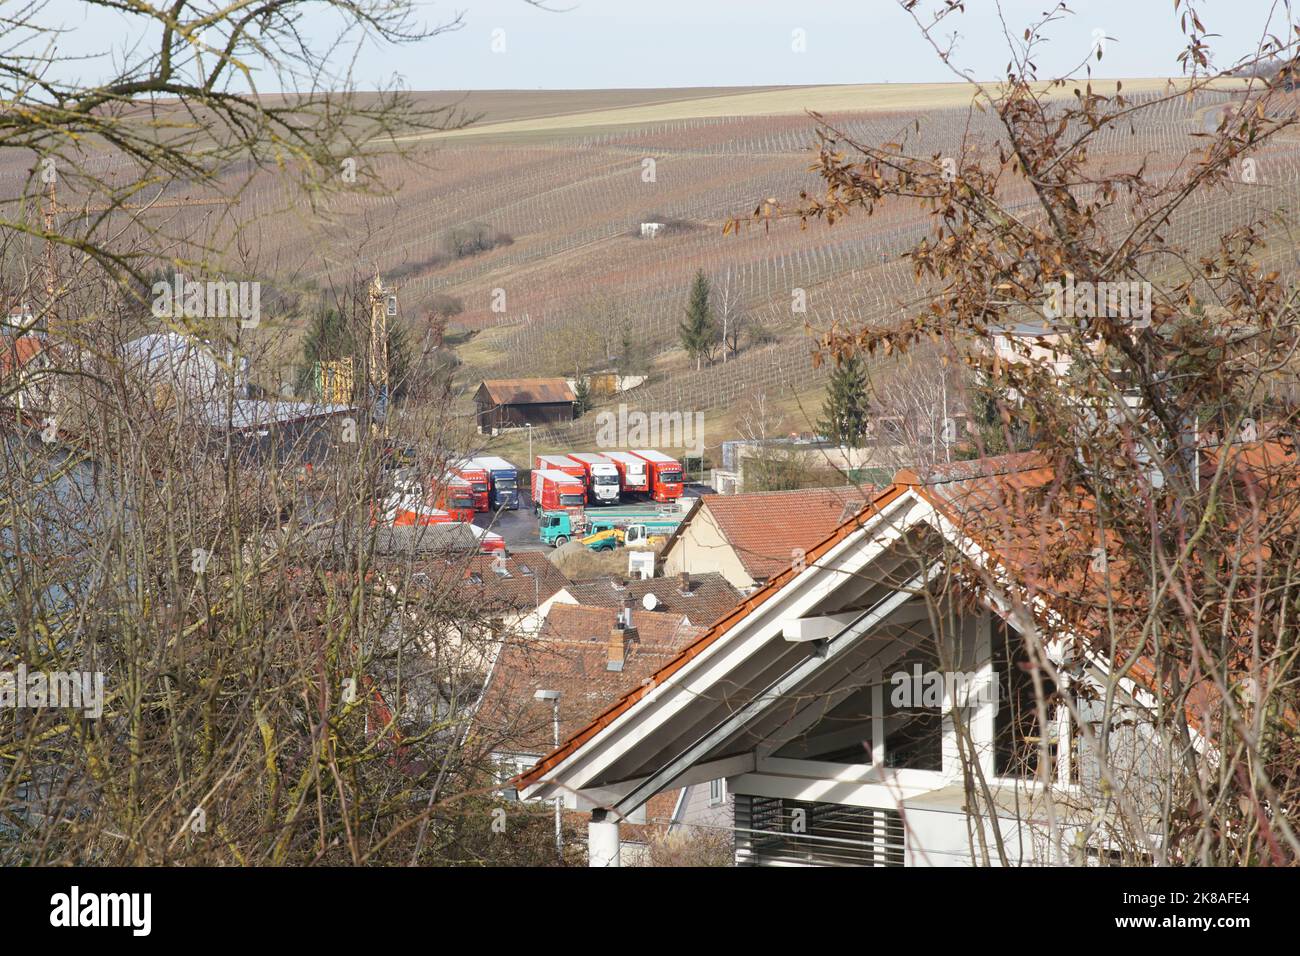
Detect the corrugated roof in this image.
<box><xmin>478</xmin><ymin>378</ymin><xmax>575</xmax><ymax>406</ymax></box>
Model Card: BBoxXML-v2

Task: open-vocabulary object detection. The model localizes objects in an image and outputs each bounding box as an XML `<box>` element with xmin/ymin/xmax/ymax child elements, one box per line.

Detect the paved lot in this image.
<box><xmin>474</xmin><ymin>484</ymin><xmax>712</xmax><ymax>554</ymax></box>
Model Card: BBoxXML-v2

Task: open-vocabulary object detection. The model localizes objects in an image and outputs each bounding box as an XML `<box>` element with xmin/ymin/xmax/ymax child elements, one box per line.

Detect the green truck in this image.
<box><xmin>538</xmin><ymin>509</ymin><xmax>682</xmax><ymax>547</ymax></box>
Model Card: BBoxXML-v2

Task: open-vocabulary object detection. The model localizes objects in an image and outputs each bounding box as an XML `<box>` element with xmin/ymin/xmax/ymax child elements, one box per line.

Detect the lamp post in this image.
<box><xmin>534</xmin><ymin>689</ymin><xmax>562</xmax><ymax>858</ymax></box>
<box><xmin>526</xmin><ymin>423</ymin><xmax>533</xmax><ymax>466</ymax></box>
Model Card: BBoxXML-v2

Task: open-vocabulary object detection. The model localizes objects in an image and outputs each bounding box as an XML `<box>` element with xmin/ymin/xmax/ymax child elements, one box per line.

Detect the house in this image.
<box><xmin>475</xmin><ymin>602</ymin><xmax>708</xmax><ymax>864</ymax></box>
<box><xmin>558</xmin><ymin>572</ymin><xmax>741</xmax><ymax>629</ymax></box>
<box><xmin>0</xmin><ymin>335</ymin><xmax>51</xmax><ymax>412</ymax></box>
<box><xmin>516</xmin><ymin>452</ymin><xmax>1266</xmax><ymax>866</ymax></box>
<box><xmin>660</xmin><ymin>486</ymin><xmax>870</xmax><ymax>591</ymax></box>
<box><xmin>474</xmin><ymin>378</ymin><xmax>575</xmax><ymax>432</ymax></box>
<box><xmin>441</xmin><ymin>552</ymin><xmax>576</xmax><ymax>636</ymax></box>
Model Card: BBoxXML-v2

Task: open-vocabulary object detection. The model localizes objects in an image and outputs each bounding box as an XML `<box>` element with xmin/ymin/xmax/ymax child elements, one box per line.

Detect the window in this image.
<box><xmin>708</xmin><ymin>778</ymin><xmax>726</xmax><ymax>806</ymax></box>
<box><xmin>992</xmin><ymin>621</ymin><xmax>1060</xmax><ymax>778</ymax></box>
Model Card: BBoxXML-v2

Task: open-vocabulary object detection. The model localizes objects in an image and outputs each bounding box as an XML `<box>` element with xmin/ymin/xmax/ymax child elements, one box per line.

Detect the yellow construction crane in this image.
<box><xmin>369</xmin><ymin>272</ymin><xmax>397</xmax><ymax>434</ymax></box>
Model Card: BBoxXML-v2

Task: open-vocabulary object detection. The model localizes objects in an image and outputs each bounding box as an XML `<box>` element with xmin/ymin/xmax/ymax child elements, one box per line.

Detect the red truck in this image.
<box><xmin>631</xmin><ymin>449</ymin><xmax>683</xmax><ymax>503</ymax></box>
<box><xmin>535</xmin><ymin>454</ymin><xmax>585</xmax><ymax>482</ymax></box>
<box><xmin>434</xmin><ymin>473</ymin><xmax>476</xmax><ymax>523</ymax></box>
<box><xmin>453</xmin><ymin>461</ymin><xmax>491</xmax><ymax>512</ymax></box>
<box><xmin>603</xmin><ymin>450</ymin><xmax>650</xmax><ymax>495</ymax></box>
<box><xmin>531</xmin><ymin>468</ymin><xmax>587</xmax><ymax>515</ymax></box>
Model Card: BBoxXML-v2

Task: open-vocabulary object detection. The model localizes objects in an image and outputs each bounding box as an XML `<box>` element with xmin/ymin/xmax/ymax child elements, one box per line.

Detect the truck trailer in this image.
<box><xmin>434</xmin><ymin>473</ymin><xmax>476</xmax><ymax>523</ymax></box>
<box><xmin>566</xmin><ymin>452</ymin><xmax>621</xmax><ymax>505</ymax></box>
<box><xmin>602</xmin><ymin>450</ymin><xmax>650</xmax><ymax>495</ymax></box>
<box><xmin>531</xmin><ymin>468</ymin><xmax>587</xmax><ymax>515</ymax></box>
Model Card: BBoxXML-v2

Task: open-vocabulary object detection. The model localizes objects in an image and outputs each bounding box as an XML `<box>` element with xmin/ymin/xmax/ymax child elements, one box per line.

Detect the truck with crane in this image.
<box><xmin>566</xmin><ymin>452</ymin><xmax>621</xmax><ymax>505</ymax></box>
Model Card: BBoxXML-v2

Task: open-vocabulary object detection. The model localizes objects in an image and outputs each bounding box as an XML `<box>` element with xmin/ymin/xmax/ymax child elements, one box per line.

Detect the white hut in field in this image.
<box><xmin>639</xmin><ymin>222</ymin><xmax>665</xmax><ymax>239</ymax></box>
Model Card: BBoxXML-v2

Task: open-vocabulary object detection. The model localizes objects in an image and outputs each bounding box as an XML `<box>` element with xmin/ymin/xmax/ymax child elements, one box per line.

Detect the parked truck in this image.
<box><xmin>540</xmin><ymin>507</ymin><xmax>681</xmax><ymax>548</ymax></box>
<box><xmin>531</xmin><ymin>468</ymin><xmax>587</xmax><ymax>516</ymax></box>
<box><xmin>603</xmin><ymin>450</ymin><xmax>650</xmax><ymax>495</ymax></box>
<box><xmin>471</xmin><ymin>455</ymin><xmax>520</xmax><ymax>510</ymax></box>
<box><xmin>631</xmin><ymin>449</ymin><xmax>684</xmax><ymax>503</ymax></box>
<box><xmin>434</xmin><ymin>473</ymin><xmax>476</xmax><ymax>523</ymax></box>
<box><xmin>566</xmin><ymin>452</ymin><xmax>621</xmax><ymax>505</ymax></box>
<box><xmin>453</xmin><ymin>461</ymin><xmax>491</xmax><ymax>512</ymax></box>
<box><xmin>535</xmin><ymin>454</ymin><xmax>585</xmax><ymax>481</ymax></box>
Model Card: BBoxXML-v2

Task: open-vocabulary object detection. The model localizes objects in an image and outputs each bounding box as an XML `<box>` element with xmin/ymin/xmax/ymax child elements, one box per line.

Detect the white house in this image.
<box><xmin>517</xmin><ymin>453</ymin><xmax>1221</xmax><ymax>867</ymax></box>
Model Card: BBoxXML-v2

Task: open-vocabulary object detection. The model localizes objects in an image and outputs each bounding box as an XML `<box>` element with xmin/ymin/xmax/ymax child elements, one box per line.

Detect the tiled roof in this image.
<box><xmin>517</xmin><ymin>447</ymin><xmax>1300</xmax><ymax>789</ymax></box>
<box><xmin>401</xmin><ymin>551</ymin><xmax>572</xmax><ymax>614</ymax></box>
<box><xmin>700</xmin><ymin>485</ymin><xmax>871</xmax><ymax>581</ymax></box>
<box><xmin>478</xmin><ymin>378</ymin><xmax>575</xmax><ymax>405</ymax></box>
<box><xmin>564</xmin><ymin>572</ymin><xmax>742</xmax><ymax>629</ymax></box>
<box><xmin>0</xmin><ymin>335</ymin><xmax>43</xmax><ymax>378</ymax></box>
<box><xmin>476</xmin><ymin>604</ymin><xmax>703</xmax><ymax>753</ymax></box>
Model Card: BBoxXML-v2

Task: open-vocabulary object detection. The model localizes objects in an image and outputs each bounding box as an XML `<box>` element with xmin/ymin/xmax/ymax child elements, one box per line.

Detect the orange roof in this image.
<box><xmin>695</xmin><ymin>486</ymin><xmax>872</xmax><ymax>581</ymax></box>
<box><xmin>476</xmin><ymin>604</ymin><xmax>704</xmax><ymax>753</ymax></box>
<box><xmin>0</xmin><ymin>336</ymin><xmax>43</xmax><ymax>378</ymax></box>
<box><xmin>515</xmin><ymin>483</ymin><xmax>907</xmax><ymax>788</ymax></box>
<box><xmin>517</xmin><ymin>447</ymin><xmax>1300</xmax><ymax>789</ymax></box>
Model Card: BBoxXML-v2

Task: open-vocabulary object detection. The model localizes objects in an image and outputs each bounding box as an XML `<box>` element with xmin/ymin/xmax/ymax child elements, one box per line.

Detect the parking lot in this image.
<box><xmin>473</xmin><ymin>484</ymin><xmax>711</xmax><ymax>554</ymax></box>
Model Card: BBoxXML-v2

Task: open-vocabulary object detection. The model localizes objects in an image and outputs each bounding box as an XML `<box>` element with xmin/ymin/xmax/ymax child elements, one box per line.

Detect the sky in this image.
<box><xmin>36</xmin><ymin>0</ymin><xmax>1299</xmax><ymax>92</ymax></box>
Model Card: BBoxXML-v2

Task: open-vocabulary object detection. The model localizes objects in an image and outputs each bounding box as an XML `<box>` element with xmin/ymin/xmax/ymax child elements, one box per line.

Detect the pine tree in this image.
<box><xmin>296</xmin><ymin>308</ymin><xmax>355</xmax><ymax>396</ymax></box>
<box><xmin>573</xmin><ymin>371</ymin><xmax>593</xmax><ymax>416</ymax></box>
<box><xmin>679</xmin><ymin>270</ymin><xmax>718</xmax><ymax>370</ymax></box>
<box><xmin>295</xmin><ymin>306</ymin><xmax>411</xmax><ymax>400</ymax></box>
<box><xmin>817</xmin><ymin>353</ymin><xmax>872</xmax><ymax>449</ymax></box>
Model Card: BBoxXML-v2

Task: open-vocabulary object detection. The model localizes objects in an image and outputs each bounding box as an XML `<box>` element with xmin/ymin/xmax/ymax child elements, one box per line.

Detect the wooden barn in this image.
<box><xmin>475</xmin><ymin>378</ymin><xmax>575</xmax><ymax>431</ymax></box>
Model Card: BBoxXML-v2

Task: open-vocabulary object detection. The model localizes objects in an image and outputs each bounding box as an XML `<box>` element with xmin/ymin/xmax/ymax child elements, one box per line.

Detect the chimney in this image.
<box><xmin>678</xmin><ymin>571</ymin><xmax>692</xmax><ymax>595</ymax></box>
<box><xmin>607</xmin><ymin>627</ymin><xmax>626</xmax><ymax>672</ymax></box>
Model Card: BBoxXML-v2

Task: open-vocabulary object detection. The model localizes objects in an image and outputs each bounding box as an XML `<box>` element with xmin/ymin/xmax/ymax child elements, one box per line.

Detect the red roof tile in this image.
<box><xmin>699</xmin><ymin>486</ymin><xmax>871</xmax><ymax>581</ymax></box>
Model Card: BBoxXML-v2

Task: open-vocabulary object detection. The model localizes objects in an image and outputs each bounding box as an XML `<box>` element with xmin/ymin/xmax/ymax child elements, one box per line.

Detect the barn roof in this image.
<box><xmin>477</xmin><ymin>378</ymin><xmax>575</xmax><ymax>405</ymax></box>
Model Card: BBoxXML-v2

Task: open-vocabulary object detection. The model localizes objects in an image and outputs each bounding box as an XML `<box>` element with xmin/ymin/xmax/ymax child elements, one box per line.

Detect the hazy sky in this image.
<box><xmin>40</xmin><ymin>0</ymin><xmax>1298</xmax><ymax>91</ymax></box>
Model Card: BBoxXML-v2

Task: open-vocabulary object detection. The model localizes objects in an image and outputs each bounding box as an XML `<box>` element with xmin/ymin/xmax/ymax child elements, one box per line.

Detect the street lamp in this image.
<box><xmin>526</xmin><ymin>423</ymin><xmax>533</xmax><ymax>466</ymax></box>
<box><xmin>534</xmin><ymin>688</ymin><xmax>562</xmax><ymax>858</ymax></box>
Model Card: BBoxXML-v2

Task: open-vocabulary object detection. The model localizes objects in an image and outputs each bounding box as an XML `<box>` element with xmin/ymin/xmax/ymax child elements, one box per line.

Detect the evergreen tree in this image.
<box><xmin>679</xmin><ymin>270</ymin><xmax>718</xmax><ymax>370</ymax></box>
<box><xmin>573</xmin><ymin>373</ymin><xmax>592</xmax><ymax>416</ymax></box>
<box><xmin>296</xmin><ymin>308</ymin><xmax>355</xmax><ymax>396</ymax></box>
<box><xmin>295</xmin><ymin>306</ymin><xmax>411</xmax><ymax>400</ymax></box>
<box><xmin>817</xmin><ymin>353</ymin><xmax>872</xmax><ymax>448</ymax></box>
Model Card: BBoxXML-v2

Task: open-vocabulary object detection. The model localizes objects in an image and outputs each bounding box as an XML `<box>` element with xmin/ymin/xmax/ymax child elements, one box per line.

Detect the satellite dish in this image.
<box><xmin>642</xmin><ymin>593</ymin><xmax>659</xmax><ymax>611</ymax></box>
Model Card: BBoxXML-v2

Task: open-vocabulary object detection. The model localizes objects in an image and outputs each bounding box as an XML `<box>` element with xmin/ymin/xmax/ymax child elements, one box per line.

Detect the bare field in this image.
<box><xmin>397</xmin><ymin>78</ymin><xmax>1247</xmax><ymax>142</ymax></box>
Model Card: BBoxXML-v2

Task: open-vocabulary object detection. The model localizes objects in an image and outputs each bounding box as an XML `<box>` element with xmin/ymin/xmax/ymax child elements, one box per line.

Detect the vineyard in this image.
<box><xmin>5</xmin><ymin>82</ymin><xmax>1300</xmax><ymax>450</ymax></box>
